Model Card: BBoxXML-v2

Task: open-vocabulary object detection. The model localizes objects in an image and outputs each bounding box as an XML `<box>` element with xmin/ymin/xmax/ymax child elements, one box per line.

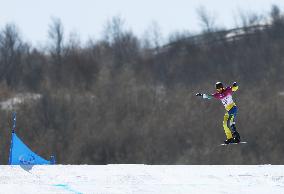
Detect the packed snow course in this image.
<box><xmin>0</xmin><ymin>165</ymin><xmax>284</xmax><ymax>194</ymax></box>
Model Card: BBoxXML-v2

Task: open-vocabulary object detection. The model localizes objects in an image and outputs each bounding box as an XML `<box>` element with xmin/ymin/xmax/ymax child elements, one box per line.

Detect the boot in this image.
<box><xmin>224</xmin><ymin>138</ymin><xmax>234</xmax><ymax>144</ymax></box>
<box><xmin>232</xmin><ymin>131</ymin><xmax>240</xmax><ymax>143</ymax></box>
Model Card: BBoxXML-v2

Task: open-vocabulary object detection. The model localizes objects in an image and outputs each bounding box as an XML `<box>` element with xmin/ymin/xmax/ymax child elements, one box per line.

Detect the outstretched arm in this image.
<box><xmin>196</xmin><ymin>93</ymin><xmax>213</xmax><ymax>99</ymax></box>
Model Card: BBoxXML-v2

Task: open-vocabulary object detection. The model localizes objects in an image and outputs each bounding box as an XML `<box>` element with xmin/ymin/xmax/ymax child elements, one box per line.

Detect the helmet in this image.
<box><xmin>215</xmin><ymin>82</ymin><xmax>223</xmax><ymax>90</ymax></box>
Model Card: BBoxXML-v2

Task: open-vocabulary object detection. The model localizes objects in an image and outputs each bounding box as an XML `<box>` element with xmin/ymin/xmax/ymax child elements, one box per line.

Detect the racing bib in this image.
<box><xmin>221</xmin><ymin>94</ymin><xmax>234</xmax><ymax>107</ymax></box>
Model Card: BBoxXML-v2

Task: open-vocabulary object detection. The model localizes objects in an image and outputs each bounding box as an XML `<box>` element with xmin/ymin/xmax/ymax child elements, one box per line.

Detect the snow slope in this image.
<box><xmin>0</xmin><ymin>165</ymin><xmax>284</xmax><ymax>194</ymax></box>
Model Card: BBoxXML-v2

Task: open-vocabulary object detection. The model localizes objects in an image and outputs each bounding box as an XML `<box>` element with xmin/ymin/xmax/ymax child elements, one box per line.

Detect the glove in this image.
<box><xmin>196</xmin><ymin>93</ymin><xmax>202</xmax><ymax>97</ymax></box>
<box><xmin>233</xmin><ymin>82</ymin><xmax>237</xmax><ymax>87</ymax></box>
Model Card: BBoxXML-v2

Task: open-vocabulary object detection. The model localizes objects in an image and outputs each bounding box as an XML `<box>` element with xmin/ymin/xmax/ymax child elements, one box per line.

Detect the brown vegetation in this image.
<box><xmin>0</xmin><ymin>6</ymin><xmax>284</xmax><ymax>164</ymax></box>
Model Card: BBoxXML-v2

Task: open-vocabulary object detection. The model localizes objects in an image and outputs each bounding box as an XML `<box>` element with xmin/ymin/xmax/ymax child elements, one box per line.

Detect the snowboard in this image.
<box><xmin>220</xmin><ymin>141</ymin><xmax>247</xmax><ymax>146</ymax></box>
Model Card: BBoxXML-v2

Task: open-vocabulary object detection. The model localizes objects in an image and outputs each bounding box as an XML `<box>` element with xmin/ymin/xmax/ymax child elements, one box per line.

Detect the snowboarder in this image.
<box><xmin>196</xmin><ymin>82</ymin><xmax>241</xmax><ymax>144</ymax></box>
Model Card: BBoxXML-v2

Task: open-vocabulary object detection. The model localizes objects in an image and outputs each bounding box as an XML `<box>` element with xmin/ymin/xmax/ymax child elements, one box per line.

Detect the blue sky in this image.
<box><xmin>0</xmin><ymin>0</ymin><xmax>284</xmax><ymax>45</ymax></box>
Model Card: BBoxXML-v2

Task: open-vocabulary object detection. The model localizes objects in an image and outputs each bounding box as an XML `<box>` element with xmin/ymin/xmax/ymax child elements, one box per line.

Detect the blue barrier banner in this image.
<box><xmin>9</xmin><ymin>132</ymin><xmax>50</xmax><ymax>165</ymax></box>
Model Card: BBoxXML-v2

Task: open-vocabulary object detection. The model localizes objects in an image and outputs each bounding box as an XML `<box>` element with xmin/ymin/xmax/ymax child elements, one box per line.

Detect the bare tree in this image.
<box><xmin>196</xmin><ymin>6</ymin><xmax>217</xmax><ymax>33</ymax></box>
<box><xmin>103</xmin><ymin>15</ymin><xmax>126</xmax><ymax>44</ymax></box>
<box><xmin>269</xmin><ymin>5</ymin><xmax>284</xmax><ymax>39</ymax></box>
<box><xmin>143</xmin><ymin>21</ymin><xmax>163</xmax><ymax>49</ymax></box>
<box><xmin>0</xmin><ymin>23</ymin><xmax>26</xmax><ymax>87</ymax></box>
<box><xmin>236</xmin><ymin>9</ymin><xmax>264</xmax><ymax>27</ymax></box>
<box><xmin>48</xmin><ymin>17</ymin><xmax>64</xmax><ymax>84</ymax></box>
<box><xmin>270</xmin><ymin>5</ymin><xmax>281</xmax><ymax>23</ymax></box>
<box><xmin>103</xmin><ymin>16</ymin><xmax>140</xmax><ymax>68</ymax></box>
<box><xmin>48</xmin><ymin>17</ymin><xmax>64</xmax><ymax>63</ymax></box>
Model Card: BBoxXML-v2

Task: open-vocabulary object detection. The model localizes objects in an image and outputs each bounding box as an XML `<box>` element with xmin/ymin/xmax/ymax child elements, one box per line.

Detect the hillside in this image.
<box><xmin>0</xmin><ymin>6</ymin><xmax>284</xmax><ymax>164</ymax></box>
